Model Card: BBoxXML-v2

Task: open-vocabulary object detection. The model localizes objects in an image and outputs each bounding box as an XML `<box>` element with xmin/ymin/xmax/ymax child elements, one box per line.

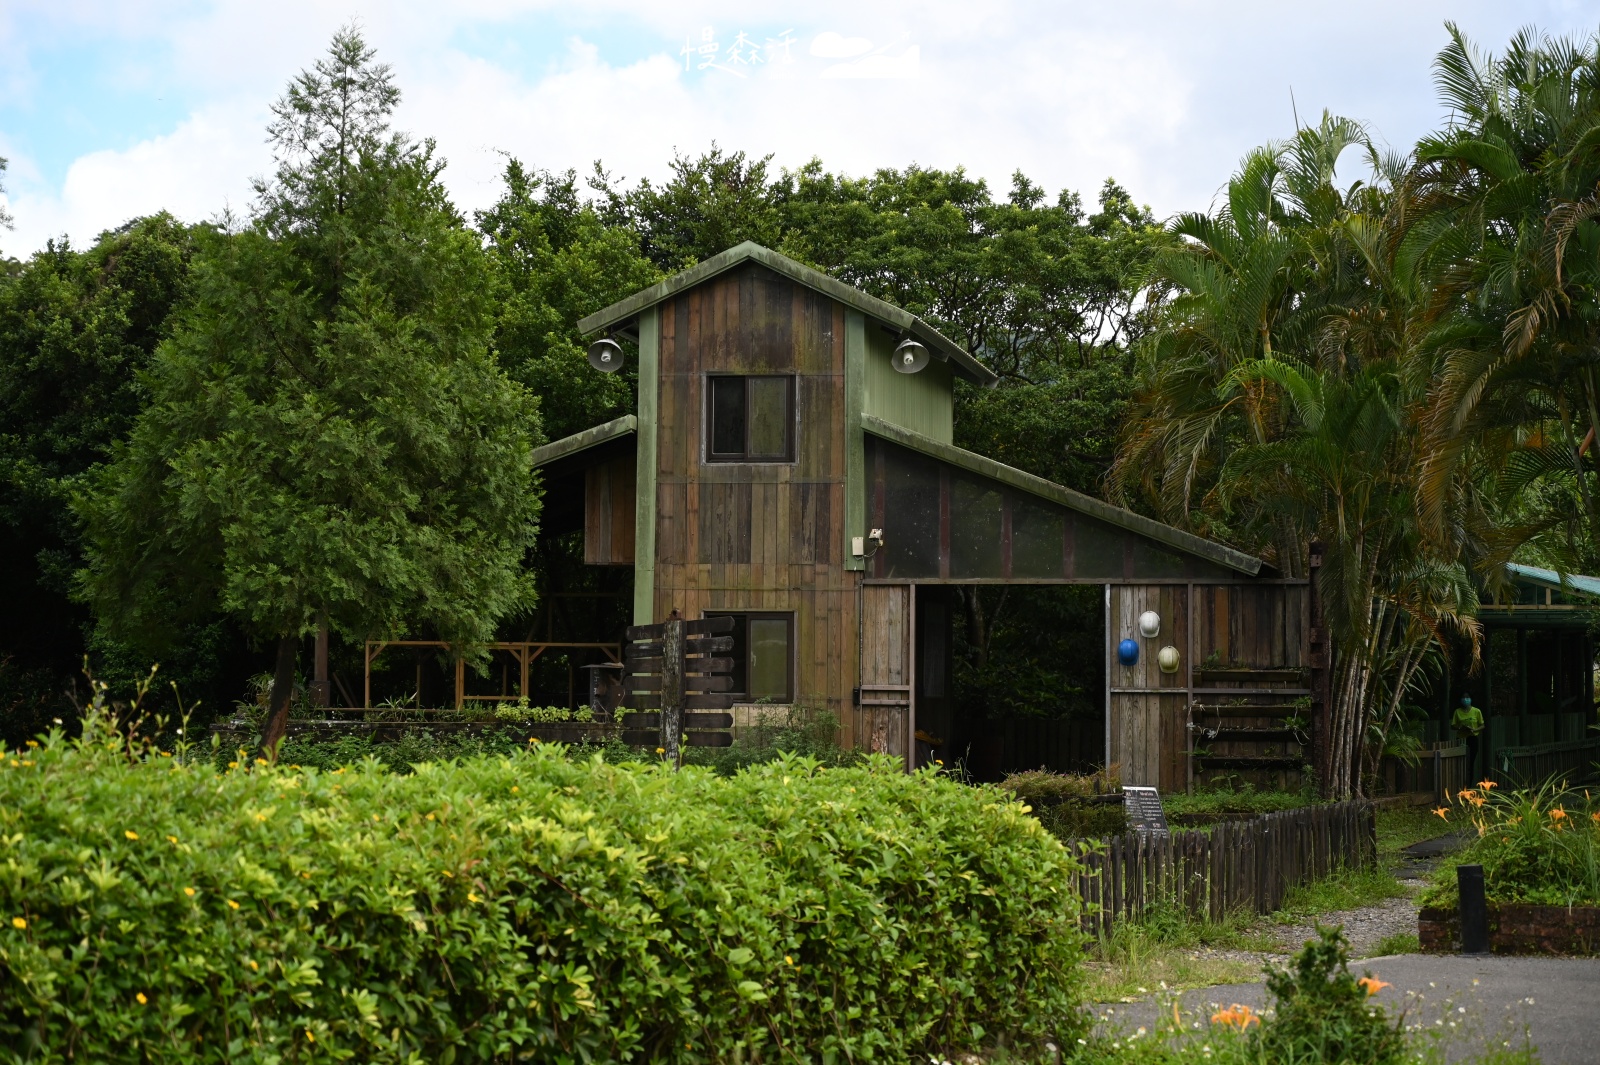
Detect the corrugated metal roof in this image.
<box><xmin>1505</xmin><ymin>562</ymin><xmax>1600</xmax><ymax>598</ymax></box>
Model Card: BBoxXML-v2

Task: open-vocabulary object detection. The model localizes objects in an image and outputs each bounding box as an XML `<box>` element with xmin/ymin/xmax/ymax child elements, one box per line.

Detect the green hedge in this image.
<box><xmin>0</xmin><ymin>724</ymin><xmax>1087</xmax><ymax>1062</ymax></box>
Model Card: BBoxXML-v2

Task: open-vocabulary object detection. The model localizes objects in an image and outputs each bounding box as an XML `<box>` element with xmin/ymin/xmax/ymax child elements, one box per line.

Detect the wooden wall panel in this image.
<box><xmin>1193</xmin><ymin>584</ymin><xmax>1309</xmax><ymax>669</ymax></box>
<box><xmin>1108</xmin><ymin>584</ymin><xmax>1191</xmax><ymax>791</ymax></box>
<box><xmin>583</xmin><ymin>452</ymin><xmax>636</xmax><ymax>565</ymax></box>
<box><xmin>858</xmin><ymin>583</ymin><xmax>912</xmax><ymax>768</ymax></box>
<box><xmin>650</xmin><ymin>264</ymin><xmax>855</xmax><ymax>730</ymax></box>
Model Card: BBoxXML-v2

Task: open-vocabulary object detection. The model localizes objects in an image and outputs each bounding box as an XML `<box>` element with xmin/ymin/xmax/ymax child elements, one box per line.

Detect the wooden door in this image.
<box><xmin>858</xmin><ymin>583</ymin><xmax>914</xmax><ymax>769</ymax></box>
<box><xmin>1107</xmin><ymin>584</ymin><xmax>1190</xmax><ymax>790</ymax></box>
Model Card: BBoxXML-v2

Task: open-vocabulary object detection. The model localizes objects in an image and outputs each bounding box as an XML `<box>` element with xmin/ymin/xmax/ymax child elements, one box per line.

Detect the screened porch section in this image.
<box><xmin>863</xmin><ymin>433</ymin><xmax>1242</xmax><ymax>582</ymax></box>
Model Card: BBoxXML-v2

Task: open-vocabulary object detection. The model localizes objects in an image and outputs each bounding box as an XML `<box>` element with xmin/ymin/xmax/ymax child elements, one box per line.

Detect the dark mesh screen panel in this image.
<box><xmin>1011</xmin><ymin>495</ymin><xmax>1065</xmax><ymax>578</ymax></box>
<box><xmin>1132</xmin><ymin>539</ymin><xmax>1187</xmax><ymax>578</ymax></box>
<box><xmin>950</xmin><ymin>474</ymin><xmax>1003</xmax><ymax>578</ymax></box>
<box><xmin>881</xmin><ymin>444</ymin><xmax>941</xmax><ymax>578</ymax></box>
<box><xmin>1074</xmin><ymin>515</ymin><xmax>1124</xmax><ymax>578</ymax></box>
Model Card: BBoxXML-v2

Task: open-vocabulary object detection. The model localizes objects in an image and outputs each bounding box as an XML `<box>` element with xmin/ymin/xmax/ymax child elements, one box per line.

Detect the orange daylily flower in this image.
<box><xmin>1550</xmin><ymin>807</ymin><xmax>1567</xmax><ymax>821</ymax></box>
<box><xmin>1359</xmin><ymin>976</ymin><xmax>1390</xmax><ymax>996</ymax></box>
<box><xmin>1478</xmin><ymin>780</ymin><xmax>1497</xmax><ymax>790</ymax></box>
<box><xmin>1210</xmin><ymin>1004</ymin><xmax>1260</xmax><ymax>1030</ymax></box>
<box><xmin>1433</xmin><ymin>807</ymin><xmax>1450</xmax><ymax>820</ymax></box>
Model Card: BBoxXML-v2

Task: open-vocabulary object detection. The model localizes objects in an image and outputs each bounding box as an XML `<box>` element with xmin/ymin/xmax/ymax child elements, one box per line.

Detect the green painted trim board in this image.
<box><xmin>633</xmin><ymin>307</ymin><xmax>660</xmax><ymax>624</ymax></box>
<box><xmin>844</xmin><ymin>310</ymin><xmax>866</xmax><ymax>572</ymax></box>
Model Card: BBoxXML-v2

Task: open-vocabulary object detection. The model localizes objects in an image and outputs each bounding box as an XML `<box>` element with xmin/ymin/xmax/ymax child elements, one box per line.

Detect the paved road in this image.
<box><xmin>1095</xmin><ymin>954</ymin><xmax>1600</xmax><ymax>1064</ymax></box>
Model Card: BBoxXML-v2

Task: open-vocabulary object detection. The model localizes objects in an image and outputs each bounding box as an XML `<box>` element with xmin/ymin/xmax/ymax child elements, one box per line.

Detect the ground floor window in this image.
<box><xmin>703</xmin><ymin>611</ymin><xmax>793</xmax><ymax>701</ymax></box>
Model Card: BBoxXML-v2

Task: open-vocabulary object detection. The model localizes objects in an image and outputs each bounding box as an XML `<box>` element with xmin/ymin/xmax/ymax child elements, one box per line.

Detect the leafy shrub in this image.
<box><xmin>490</xmin><ymin>698</ymin><xmax>594</xmax><ymax>724</ymax></box>
<box><xmin>1249</xmin><ymin>926</ymin><xmax>1405</xmax><ymax>1065</ymax></box>
<box><xmin>0</xmin><ymin>711</ymin><xmax>1088</xmax><ymax>1062</ymax></box>
<box><xmin>682</xmin><ymin>704</ymin><xmax>862</xmax><ymax>776</ymax></box>
<box><xmin>1162</xmin><ymin>784</ymin><xmax>1318</xmax><ymax>819</ymax></box>
<box><xmin>999</xmin><ymin>768</ymin><xmax>1126</xmax><ymax>840</ymax></box>
<box><xmin>1422</xmin><ymin>779</ymin><xmax>1600</xmax><ymax>908</ymax></box>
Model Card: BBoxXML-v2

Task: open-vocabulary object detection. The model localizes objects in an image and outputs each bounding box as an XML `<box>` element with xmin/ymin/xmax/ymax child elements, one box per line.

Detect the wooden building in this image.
<box><xmin>535</xmin><ymin>243</ymin><xmax>1316</xmax><ymax>790</ymax></box>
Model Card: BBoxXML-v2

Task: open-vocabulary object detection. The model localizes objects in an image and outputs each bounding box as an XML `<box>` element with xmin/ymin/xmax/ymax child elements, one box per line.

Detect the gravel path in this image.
<box><xmin>1188</xmin><ymin>877</ymin><xmax>1426</xmax><ymax>967</ymax></box>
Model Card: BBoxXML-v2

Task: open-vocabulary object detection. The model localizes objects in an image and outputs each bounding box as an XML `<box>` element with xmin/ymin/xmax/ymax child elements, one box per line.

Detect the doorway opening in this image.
<box><xmin>912</xmin><ymin>584</ymin><xmax>1106</xmax><ymax>782</ymax></box>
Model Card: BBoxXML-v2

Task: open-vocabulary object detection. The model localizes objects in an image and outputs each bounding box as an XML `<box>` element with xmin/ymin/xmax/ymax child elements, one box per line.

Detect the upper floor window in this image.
<box><xmin>707</xmin><ymin>375</ymin><xmax>795</xmax><ymax>462</ymax></box>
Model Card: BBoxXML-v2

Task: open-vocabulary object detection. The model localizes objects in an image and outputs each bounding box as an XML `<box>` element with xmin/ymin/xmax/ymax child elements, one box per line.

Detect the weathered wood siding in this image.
<box><xmin>650</xmin><ymin>263</ymin><xmax>858</xmax><ymax>736</ymax></box>
<box><xmin>1108</xmin><ymin>584</ymin><xmax>1190</xmax><ymax>790</ymax></box>
<box><xmin>1109</xmin><ymin>582</ymin><xmax>1311</xmax><ymax>792</ymax></box>
<box><xmin>583</xmin><ymin>452</ymin><xmax>636</xmax><ymax>565</ymax></box>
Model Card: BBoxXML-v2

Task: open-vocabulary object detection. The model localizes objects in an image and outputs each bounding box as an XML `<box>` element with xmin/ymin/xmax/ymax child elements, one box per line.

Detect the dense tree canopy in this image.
<box><xmin>0</xmin><ymin>23</ymin><xmax>1594</xmax><ymax>794</ymax></box>
<box><xmin>75</xmin><ymin>30</ymin><xmax>544</xmax><ymax>754</ymax></box>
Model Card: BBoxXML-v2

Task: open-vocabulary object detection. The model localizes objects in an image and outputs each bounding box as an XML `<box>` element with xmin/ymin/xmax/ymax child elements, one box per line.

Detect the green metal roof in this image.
<box><xmin>575</xmin><ymin>241</ymin><xmax>998</xmax><ymax>387</ymax></box>
<box><xmin>1505</xmin><ymin>563</ymin><xmax>1600</xmax><ymax>599</ymax></box>
<box><xmin>862</xmin><ymin>415</ymin><xmax>1264</xmax><ymax>576</ymax></box>
<box><xmin>529</xmin><ymin>415</ymin><xmax>636</xmax><ymax>469</ymax></box>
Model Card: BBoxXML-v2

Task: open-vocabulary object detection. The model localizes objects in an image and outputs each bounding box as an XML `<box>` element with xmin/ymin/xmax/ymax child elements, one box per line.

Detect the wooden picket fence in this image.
<box><xmin>1069</xmin><ymin>800</ymin><xmax>1376</xmax><ymax>936</ymax></box>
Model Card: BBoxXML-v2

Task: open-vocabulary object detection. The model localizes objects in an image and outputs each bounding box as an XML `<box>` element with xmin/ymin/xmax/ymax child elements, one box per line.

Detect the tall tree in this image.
<box><xmin>76</xmin><ymin>28</ymin><xmax>543</xmax><ymax>756</ymax></box>
<box><xmin>0</xmin><ymin>215</ymin><xmax>205</xmax><ymax>740</ymax></box>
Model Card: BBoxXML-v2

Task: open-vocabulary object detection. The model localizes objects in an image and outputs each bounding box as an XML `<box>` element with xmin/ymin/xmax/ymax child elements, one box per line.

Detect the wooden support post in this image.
<box><xmin>312</xmin><ymin>614</ymin><xmax>330</xmax><ymax>708</ymax></box>
<box><xmin>455</xmin><ymin>658</ymin><xmax>465</xmax><ymax>711</ymax></box>
<box><xmin>662</xmin><ymin>616</ymin><xmax>685</xmax><ymax>768</ymax></box>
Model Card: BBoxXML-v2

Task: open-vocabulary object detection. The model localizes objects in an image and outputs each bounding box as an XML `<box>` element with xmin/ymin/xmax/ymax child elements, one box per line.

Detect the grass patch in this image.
<box><xmin>1163</xmin><ymin>786</ymin><xmax>1318</xmax><ymax>819</ymax></box>
<box><xmin>1085</xmin><ymin>903</ymin><xmax>1276</xmax><ymax>1002</ymax></box>
<box><xmin>1366</xmin><ymin>931</ymin><xmax>1420</xmax><ymax>957</ymax></box>
<box><xmin>1275</xmin><ymin>865</ymin><xmax>1408</xmax><ymax>921</ymax></box>
<box><xmin>1376</xmin><ymin>802</ymin><xmax>1449</xmax><ymax>862</ymax></box>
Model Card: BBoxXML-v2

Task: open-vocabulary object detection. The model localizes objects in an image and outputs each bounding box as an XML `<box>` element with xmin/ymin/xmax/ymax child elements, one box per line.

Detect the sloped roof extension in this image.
<box><xmin>575</xmin><ymin>241</ymin><xmax>998</xmax><ymax>386</ymax></box>
<box><xmin>1505</xmin><ymin>563</ymin><xmax>1600</xmax><ymax>599</ymax></box>
<box><xmin>529</xmin><ymin>415</ymin><xmax>636</xmax><ymax>469</ymax></box>
<box><xmin>863</xmin><ymin>415</ymin><xmax>1264</xmax><ymax>576</ymax></box>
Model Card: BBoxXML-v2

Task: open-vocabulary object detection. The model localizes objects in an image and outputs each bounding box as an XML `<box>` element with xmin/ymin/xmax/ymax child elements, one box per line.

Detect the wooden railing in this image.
<box><xmin>1069</xmin><ymin>800</ymin><xmax>1376</xmax><ymax>936</ymax></box>
<box><xmin>1496</xmin><ymin>738</ymin><xmax>1600</xmax><ymax>787</ymax></box>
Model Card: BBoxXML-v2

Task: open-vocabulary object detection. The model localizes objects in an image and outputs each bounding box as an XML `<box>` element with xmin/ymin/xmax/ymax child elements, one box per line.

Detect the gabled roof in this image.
<box><xmin>575</xmin><ymin>241</ymin><xmax>998</xmax><ymax>386</ymax></box>
<box><xmin>529</xmin><ymin>415</ymin><xmax>636</xmax><ymax>470</ymax></box>
<box><xmin>862</xmin><ymin>415</ymin><xmax>1264</xmax><ymax>576</ymax></box>
<box><xmin>1505</xmin><ymin>563</ymin><xmax>1600</xmax><ymax>599</ymax></box>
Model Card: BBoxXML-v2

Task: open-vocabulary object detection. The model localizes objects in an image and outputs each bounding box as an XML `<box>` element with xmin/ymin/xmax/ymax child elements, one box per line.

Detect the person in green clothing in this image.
<box><xmin>1453</xmin><ymin>696</ymin><xmax>1485</xmax><ymax>777</ymax></box>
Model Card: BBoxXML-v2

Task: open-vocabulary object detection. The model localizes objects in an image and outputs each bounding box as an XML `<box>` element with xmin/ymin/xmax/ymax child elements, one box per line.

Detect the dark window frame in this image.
<box><xmin>705</xmin><ymin>374</ymin><xmax>796</xmax><ymax>463</ymax></box>
<box><xmin>702</xmin><ymin>610</ymin><xmax>795</xmax><ymax>702</ymax></box>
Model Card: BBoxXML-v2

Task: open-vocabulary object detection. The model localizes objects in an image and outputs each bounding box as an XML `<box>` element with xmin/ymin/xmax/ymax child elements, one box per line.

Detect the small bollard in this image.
<box><xmin>1458</xmin><ymin>863</ymin><xmax>1489</xmax><ymax>954</ymax></box>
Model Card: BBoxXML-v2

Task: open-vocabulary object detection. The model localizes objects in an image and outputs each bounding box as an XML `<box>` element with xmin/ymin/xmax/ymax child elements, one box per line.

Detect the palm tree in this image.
<box><xmin>1111</xmin><ymin>113</ymin><xmax>1371</xmax><ymax>577</ymax></box>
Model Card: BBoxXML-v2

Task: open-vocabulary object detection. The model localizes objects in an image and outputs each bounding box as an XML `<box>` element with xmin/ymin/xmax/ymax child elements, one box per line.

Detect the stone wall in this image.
<box><xmin>1419</xmin><ymin>903</ymin><xmax>1600</xmax><ymax>954</ymax></box>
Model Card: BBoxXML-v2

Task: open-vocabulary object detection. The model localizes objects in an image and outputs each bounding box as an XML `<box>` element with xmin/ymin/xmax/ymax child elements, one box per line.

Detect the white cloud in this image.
<box><xmin>4</xmin><ymin>0</ymin><xmax>1597</xmax><ymax>255</ymax></box>
<box><xmin>8</xmin><ymin>99</ymin><xmax>269</xmax><ymax>251</ymax></box>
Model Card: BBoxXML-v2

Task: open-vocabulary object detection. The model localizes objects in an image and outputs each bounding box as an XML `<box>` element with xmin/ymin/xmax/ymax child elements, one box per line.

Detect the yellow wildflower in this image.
<box><xmin>10</xmin><ymin>917</ymin><xmax>25</xmax><ymax>929</ymax></box>
<box><xmin>1358</xmin><ymin>977</ymin><xmax>1390</xmax><ymax>996</ymax></box>
<box><xmin>426</xmin><ymin>812</ymin><xmax>435</xmax><ymax>821</ymax></box>
<box><xmin>136</xmin><ymin>992</ymin><xmax>148</xmax><ymax>1005</ymax></box>
<box><xmin>656</xmin><ymin>747</ymin><xmax>665</xmax><ymax>755</ymax></box>
<box><xmin>468</xmin><ymin>892</ymin><xmax>481</xmax><ymax>903</ymax></box>
<box><xmin>249</xmin><ymin>960</ymin><xmax>258</xmax><ymax>971</ymax></box>
<box><xmin>227</xmin><ymin>899</ymin><xmax>240</xmax><ymax>910</ymax></box>
<box><xmin>228</xmin><ymin>761</ymin><xmax>238</xmax><ymax>769</ymax></box>
<box><xmin>166</xmin><ymin>835</ymin><xmax>177</xmax><ymax>844</ymax></box>
<box><xmin>511</xmin><ymin>785</ymin><xmax>519</xmax><ymax>793</ymax></box>
<box><xmin>25</xmin><ymin>740</ymin><xmax>37</xmax><ymax>748</ymax></box>
<box><xmin>441</xmin><ymin>870</ymin><xmax>454</xmax><ymax>878</ymax></box>
<box><xmin>785</xmin><ymin>955</ymin><xmax>794</xmax><ymax>965</ymax></box>
<box><xmin>183</xmin><ymin>887</ymin><xmax>196</xmax><ymax>898</ymax></box>
<box><xmin>124</xmin><ymin>830</ymin><xmax>139</xmax><ymax>841</ymax></box>
<box><xmin>306</xmin><ymin>1030</ymin><xmax>315</xmax><ymax>1043</ymax></box>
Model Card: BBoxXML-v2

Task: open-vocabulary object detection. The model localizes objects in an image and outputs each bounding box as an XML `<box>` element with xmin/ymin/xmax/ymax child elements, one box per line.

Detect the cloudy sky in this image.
<box><xmin>0</xmin><ymin>1</ymin><xmax>1593</xmax><ymax>256</ymax></box>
